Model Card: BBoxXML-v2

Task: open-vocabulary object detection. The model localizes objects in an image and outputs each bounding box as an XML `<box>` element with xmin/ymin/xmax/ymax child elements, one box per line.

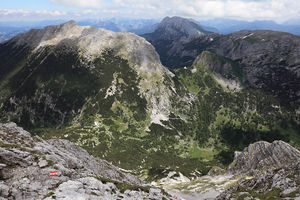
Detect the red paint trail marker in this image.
<box><xmin>50</xmin><ymin>171</ymin><xmax>59</xmax><ymax>177</ymax></box>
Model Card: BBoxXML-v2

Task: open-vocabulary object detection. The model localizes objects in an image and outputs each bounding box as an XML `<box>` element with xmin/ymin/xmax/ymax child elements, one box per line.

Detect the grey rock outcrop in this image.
<box><xmin>217</xmin><ymin>161</ymin><xmax>300</xmax><ymax>200</ymax></box>
<box><xmin>217</xmin><ymin>141</ymin><xmax>300</xmax><ymax>199</ymax></box>
<box><xmin>0</xmin><ymin>123</ymin><xmax>171</xmax><ymax>200</ymax></box>
<box><xmin>228</xmin><ymin>140</ymin><xmax>300</xmax><ymax>175</ymax></box>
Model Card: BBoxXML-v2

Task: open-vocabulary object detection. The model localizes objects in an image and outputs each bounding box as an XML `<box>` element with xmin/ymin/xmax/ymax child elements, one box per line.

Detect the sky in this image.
<box><xmin>0</xmin><ymin>0</ymin><xmax>300</xmax><ymax>23</ymax></box>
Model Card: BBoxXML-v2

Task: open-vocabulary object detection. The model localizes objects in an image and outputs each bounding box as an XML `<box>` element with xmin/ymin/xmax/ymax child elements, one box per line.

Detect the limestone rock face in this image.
<box><xmin>192</xmin><ymin>51</ymin><xmax>243</xmax><ymax>91</ymax></box>
<box><xmin>217</xmin><ymin>161</ymin><xmax>300</xmax><ymax>200</ymax></box>
<box><xmin>217</xmin><ymin>141</ymin><xmax>300</xmax><ymax>199</ymax></box>
<box><xmin>0</xmin><ymin>123</ymin><xmax>171</xmax><ymax>200</ymax></box>
<box><xmin>228</xmin><ymin>140</ymin><xmax>300</xmax><ymax>175</ymax></box>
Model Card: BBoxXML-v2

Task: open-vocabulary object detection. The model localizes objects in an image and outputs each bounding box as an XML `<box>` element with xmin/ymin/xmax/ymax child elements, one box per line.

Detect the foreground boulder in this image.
<box><xmin>0</xmin><ymin>123</ymin><xmax>171</xmax><ymax>200</ymax></box>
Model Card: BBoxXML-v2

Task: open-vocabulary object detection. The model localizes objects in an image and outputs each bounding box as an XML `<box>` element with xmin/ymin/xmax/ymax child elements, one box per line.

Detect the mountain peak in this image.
<box><xmin>149</xmin><ymin>16</ymin><xmax>210</xmax><ymax>40</ymax></box>
<box><xmin>63</xmin><ymin>19</ymin><xmax>77</xmax><ymax>26</ymax></box>
<box><xmin>160</xmin><ymin>16</ymin><xmax>192</xmax><ymax>24</ymax></box>
<box><xmin>50</xmin><ymin>19</ymin><xmax>78</xmax><ymax>32</ymax></box>
<box><xmin>161</xmin><ymin>16</ymin><xmax>186</xmax><ymax>22</ymax></box>
<box><xmin>2</xmin><ymin>21</ymin><xmax>175</xmax><ymax>130</ymax></box>
<box><xmin>8</xmin><ymin>21</ymin><xmax>163</xmax><ymax>72</ymax></box>
<box><xmin>10</xmin><ymin>20</ymin><xmax>87</xmax><ymax>49</ymax></box>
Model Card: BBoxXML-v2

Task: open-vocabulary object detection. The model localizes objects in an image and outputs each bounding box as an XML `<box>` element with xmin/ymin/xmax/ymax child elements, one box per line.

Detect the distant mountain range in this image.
<box><xmin>1</xmin><ymin>17</ymin><xmax>300</xmax><ymax>43</ymax></box>
<box><xmin>0</xmin><ymin>19</ymin><xmax>159</xmax><ymax>42</ymax></box>
<box><xmin>198</xmin><ymin>18</ymin><xmax>300</xmax><ymax>35</ymax></box>
<box><xmin>78</xmin><ymin>18</ymin><xmax>159</xmax><ymax>35</ymax></box>
<box><xmin>0</xmin><ymin>26</ymin><xmax>31</xmax><ymax>42</ymax></box>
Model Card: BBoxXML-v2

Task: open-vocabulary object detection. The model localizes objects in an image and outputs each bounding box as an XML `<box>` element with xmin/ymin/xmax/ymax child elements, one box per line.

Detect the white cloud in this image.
<box><xmin>49</xmin><ymin>0</ymin><xmax>299</xmax><ymax>22</ymax></box>
<box><xmin>1</xmin><ymin>0</ymin><xmax>300</xmax><ymax>22</ymax></box>
<box><xmin>0</xmin><ymin>9</ymin><xmax>68</xmax><ymax>20</ymax></box>
<box><xmin>50</xmin><ymin>0</ymin><xmax>106</xmax><ymax>8</ymax></box>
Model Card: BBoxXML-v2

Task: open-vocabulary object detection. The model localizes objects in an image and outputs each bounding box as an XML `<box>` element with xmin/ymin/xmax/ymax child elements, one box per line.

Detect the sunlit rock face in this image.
<box><xmin>228</xmin><ymin>140</ymin><xmax>300</xmax><ymax>174</ymax></box>
<box><xmin>0</xmin><ymin>122</ymin><xmax>171</xmax><ymax>200</ymax></box>
<box><xmin>217</xmin><ymin>140</ymin><xmax>300</xmax><ymax>200</ymax></box>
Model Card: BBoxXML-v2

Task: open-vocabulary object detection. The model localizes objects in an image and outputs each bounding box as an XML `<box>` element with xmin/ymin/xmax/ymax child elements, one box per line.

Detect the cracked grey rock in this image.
<box><xmin>0</xmin><ymin>122</ymin><xmax>171</xmax><ymax>200</ymax></box>
<box><xmin>38</xmin><ymin>159</ymin><xmax>48</xmax><ymax>168</ymax></box>
<box><xmin>217</xmin><ymin>141</ymin><xmax>300</xmax><ymax>199</ymax></box>
<box><xmin>228</xmin><ymin>140</ymin><xmax>300</xmax><ymax>175</ymax></box>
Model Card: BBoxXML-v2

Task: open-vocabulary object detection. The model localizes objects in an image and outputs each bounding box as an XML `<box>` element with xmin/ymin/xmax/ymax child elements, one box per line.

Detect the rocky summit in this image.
<box><xmin>0</xmin><ymin>122</ymin><xmax>171</xmax><ymax>200</ymax></box>
<box><xmin>142</xmin><ymin>16</ymin><xmax>211</xmax><ymax>69</ymax></box>
<box><xmin>143</xmin><ymin>16</ymin><xmax>210</xmax><ymax>41</ymax></box>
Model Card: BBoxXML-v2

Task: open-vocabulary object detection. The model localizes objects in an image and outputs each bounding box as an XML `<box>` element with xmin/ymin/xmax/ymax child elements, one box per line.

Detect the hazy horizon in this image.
<box><xmin>1</xmin><ymin>0</ymin><xmax>300</xmax><ymax>24</ymax></box>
